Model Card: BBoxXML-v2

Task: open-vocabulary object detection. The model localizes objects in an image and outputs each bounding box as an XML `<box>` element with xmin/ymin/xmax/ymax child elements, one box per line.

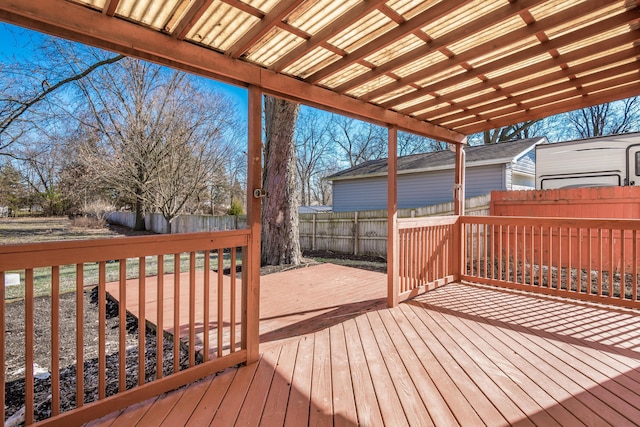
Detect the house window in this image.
<box><xmin>636</xmin><ymin>151</ymin><xmax>640</xmax><ymax>176</ymax></box>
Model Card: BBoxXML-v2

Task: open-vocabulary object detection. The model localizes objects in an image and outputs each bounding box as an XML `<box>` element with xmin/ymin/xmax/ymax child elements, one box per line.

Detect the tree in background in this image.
<box><xmin>329</xmin><ymin>115</ymin><xmax>386</xmax><ymax>167</ymax></box>
<box><xmin>295</xmin><ymin>108</ymin><xmax>333</xmax><ymax>206</ymax></box>
<box><xmin>261</xmin><ymin>96</ymin><xmax>302</xmax><ymax>266</ymax></box>
<box><xmin>567</xmin><ymin>97</ymin><xmax>639</xmax><ymax>138</ymax></box>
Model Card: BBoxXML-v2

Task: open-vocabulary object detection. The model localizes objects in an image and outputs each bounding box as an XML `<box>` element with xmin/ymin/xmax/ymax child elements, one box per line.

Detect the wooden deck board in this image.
<box><xmin>89</xmin><ymin>266</ymin><xmax>640</xmax><ymax>426</ymax></box>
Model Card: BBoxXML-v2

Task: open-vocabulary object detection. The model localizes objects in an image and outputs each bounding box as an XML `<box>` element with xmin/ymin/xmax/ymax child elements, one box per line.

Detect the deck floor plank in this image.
<box><xmin>401</xmin><ymin>303</ymin><xmax>509</xmax><ymax>426</ymax></box>
<box><xmin>387</xmin><ymin>307</ymin><xmax>484</xmax><ymax>427</ymax></box>
<box><xmin>184</xmin><ymin>368</ymin><xmax>237</xmax><ymax>427</ymax></box>
<box><xmin>366</xmin><ymin>311</ymin><xmax>434</xmax><ymax>427</ymax></box>
<box><xmin>328</xmin><ymin>324</ymin><xmax>358</xmax><ymax>427</ymax></box>
<box><xmin>260</xmin><ymin>339</ymin><xmax>299</xmax><ymax>426</ymax></box>
<box><xmin>376</xmin><ymin>309</ymin><xmax>459</xmax><ymax>427</ymax></box>
<box><xmin>426</xmin><ymin>298</ymin><xmax>585</xmax><ymax>426</ymax></box>
<box><xmin>342</xmin><ymin>318</ymin><xmax>385</xmax><ymax>426</ymax></box>
<box><xmin>308</xmin><ymin>328</ymin><xmax>333</xmax><ymax>427</ymax></box>
<box><xmin>86</xmin><ymin>265</ymin><xmax>640</xmax><ymax>427</ymax></box>
<box><xmin>353</xmin><ymin>314</ymin><xmax>410</xmax><ymax>426</ymax></box>
<box><xmin>283</xmin><ymin>335</ymin><xmax>314</xmax><ymax>427</ymax></box>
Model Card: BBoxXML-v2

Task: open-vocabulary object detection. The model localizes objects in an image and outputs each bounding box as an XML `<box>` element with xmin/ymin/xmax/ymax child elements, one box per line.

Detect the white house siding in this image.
<box><xmin>332</xmin><ymin>164</ymin><xmax>505</xmax><ymax>212</ymax></box>
<box><xmin>513</xmin><ymin>150</ymin><xmax>536</xmax><ymax>175</ymax></box>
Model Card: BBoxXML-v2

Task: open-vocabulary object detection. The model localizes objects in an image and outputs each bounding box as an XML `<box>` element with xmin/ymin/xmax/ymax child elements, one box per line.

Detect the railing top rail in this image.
<box><xmin>460</xmin><ymin>215</ymin><xmax>640</xmax><ymax>229</ymax></box>
<box><xmin>0</xmin><ymin>229</ymin><xmax>250</xmax><ymax>271</ymax></box>
<box><xmin>398</xmin><ymin>215</ymin><xmax>459</xmax><ymax>229</ymax></box>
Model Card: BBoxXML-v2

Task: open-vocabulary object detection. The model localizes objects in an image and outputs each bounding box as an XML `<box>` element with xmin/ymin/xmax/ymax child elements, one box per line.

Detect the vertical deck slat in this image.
<box><xmin>505</xmin><ymin>225</ymin><xmax>510</xmax><ymax>282</ymax></box>
<box><xmin>25</xmin><ymin>268</ymin><xmax>34</xmax><ymax>425</ymax></box>
<box><xmin>557</xmin><ymin>226</ymin><xmax>562</xmax><ymax>290</ymax></box>
<box><xmin>498</xmin><ymin>224</ymin><xmax>503</xmax><ymax>281</ymax></box>
<box><xmin>588</xmin><ymin>229</ymin><xmax>593</xmax><ymax>295</ymax></box>
<box><xmin>76</xmin><ymin>264</ymin><xmax>84</xmax><ymax>407</ymax></box>
<box><xmin>156</xmin><ymin>255</ymin><xmax>164</xmax><ymax>380</ymax></box>
<box><xmin>577</xmin><ymin>228</ymin><xmax>582</xmax><ymax>293</ymax></box>
<box><xmin>51</xmin><ymin>265</ymin><xmax>60</xmax><ymax>416</ymax></box>
<box><xmin>189</xmin><ymin>252</ymin><xmax>196</xmax><ymax>367</ymax></box>
<box><xmin>567</xmin><ymin>228</ymin><xmax>572</xmax><ymax>292</ymax></box>
<box><xmin>203</xmin><ymin>250</ymin><xmax>211</xmax><ymax>360</ymax></box>
<box><xmin>230</xmin><ymin>248</ymin><xmax>236</xmax><ymax>353</ymax></box>
<box><xmin>218</xmin><ymin>249</ymin><xmax>224</xmax><ymax>358</ymax></box>
<box><xmin>118</xmin><ymin>259</ymin><xmax>127</xmax><ymax>392</ymax></box>
<box><xmin>633</xmin><ymin>230</ymin><xmax>638</xmax><ymax>302</ymax></box>
<box><xmin>609</xmin><ymin>229</ymin><xmax>614</xmax><ymax>298</ymax></box>
<box><xmin>598</xmin><ymin>229</ymin><xmax>603</xmax><ymax>296</ymax></box>
<box><xmin>476</xmin><ymin>224</ymin><xmax>480</xmax><ymax>278</ymax></box>
<box><xmin>173</xmin><ymin>254</ymin><xmax>181</xmax><ymax>374</ymax></box>
<box><xmin>620</xmin><ymin>230</ymin><xmax>625</xmax><ymax>300</ymax></box>
<box><xmin>538</xmin><ymin>226</ymin><xmax>543</xmax><ymax>288</ymax></box>
<box><xmin>547</xmin><ymin>226</ymin><xmax>552</xmax><ymax>289</ymax></box>
<box><xmin>139</xmin><ymin>257</ymin><xmax>146</xmax><ymax>385</ymax></box>
<box><xmin>98</xmin><ymin>261</ymin><xmax>106</xmax><ymax>400</ymax></box>
<box><xmin>514</xmin><ymin>225</ymin><xmax>518</xmax><ymax>283</ymax></box>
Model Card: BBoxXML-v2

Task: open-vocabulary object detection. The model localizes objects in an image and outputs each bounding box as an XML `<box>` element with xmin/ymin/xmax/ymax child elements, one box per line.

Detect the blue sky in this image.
<box><xmin>0</xmin><ymin>22</ymin><xmax>249</xmax><ymax>122</ymax></box>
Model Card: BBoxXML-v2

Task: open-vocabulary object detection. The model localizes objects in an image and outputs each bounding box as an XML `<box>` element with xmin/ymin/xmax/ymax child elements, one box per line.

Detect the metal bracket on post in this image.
<box><xmin>253</xmin><ymin>188</ymin><xmax>266</xmax><ymax>198</ymax></box>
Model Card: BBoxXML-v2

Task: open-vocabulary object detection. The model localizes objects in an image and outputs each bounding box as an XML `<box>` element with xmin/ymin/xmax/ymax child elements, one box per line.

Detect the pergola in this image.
<box><xmin>0</xmin><ymin>0</ymin><xmax>639</xmax><ymax>425</ymax></box>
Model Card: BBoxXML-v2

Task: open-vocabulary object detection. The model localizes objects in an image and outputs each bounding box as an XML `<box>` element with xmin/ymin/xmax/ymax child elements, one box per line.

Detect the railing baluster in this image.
<box><xmin>588</xmin><ymin>229</ymin><xmax>593</xmax><ymax>295</ymax></box>
<box><xmin>609</xmin><ymin>228</ymin><xmax>614</xmax><ymax>298</ymax></box>
<box><xmin>547</xmin><ymin>226</ymin><xmax>552</xmax><ymax>289</ymax></box>
<box><xmin>76</xmin><ymin>264</ymin><xmax>84</xmax><ymax>407</ymax></box>
<box><xmin>514</xmin><ymin>225</ymin><xmax>518</xmax><ymax>283</ymax></box>
<box><xmin>98</xmin><ymin>261</ymin><xmax>106</xmax><ymax>400</ymax></box>
<box><xmin>204</xmin><ymin>250</ymin><xmax>211</xmax><ymax>360</ymax></box>
<box><xmin>557</xmin><ymin>226</ymin><xmax>562</xmax><ymax>290</ymax></box>
<box><xmin>118</xmin><ymin>259</ymin><xmax>126</xmax><ymax>392</ymax></box>
<box><xmin>218</xmin><ymin>249</ymin><xmax>224</xmax><ymax>358</ymax></box>
<box><xmin>230</xmin><ymin>248</ymin><xmax>236</xmax><ymax>354</ymax></box>
<box><xmin>634</xmin><ymin>230</ymin><xmax>638</xmax><ymax>302</ymax></box>
<box><xmin>173</xmin><ymin>254</ymin><xmax>180</xmax><ymax>374</ymax></box>
<box><xmin>598</xmin><ymin>229</ymin><xmax>603</xmax><ymax>296</ymax></box>
<box><xmin>620</xmin><ymin>229</ymin><xmax>626</xmax><ymax>300</ymax></box>
<box><xmin>51</xmin><ymin>266</ymin><xmax>60</xmax><ymax>416</ymax></box>
<box><xmin>156</xmin><ymin>255</ymin><xmax>164</xmax><ymax>380</ymax></box>
<box><xmin>577</xmin><ymin>228</ymin><xmax>582</xmax><ymax>293</ymax></box>
<box><xmin>25</xmin><ymin>268</ymin><xmax>34</xmax><ymax>425</ymax></box>
<box><xmin>567</xmin><ymin>228</ymin><xmax>572</xmax><ymax>292</ymax></box>
<box><xmin>139</xmin><ymin>256</ymin><xmax>146</xmax><ymax>385</ymax></box>
<box><xmin>189</xmin><ymin>252</ymin><xmax>196</xmax><ymax>367</ymax></box>
<box><xmin>505</xmin><ymin>225</ymin><xmax>510</xmax><ymax>282</ymax></box>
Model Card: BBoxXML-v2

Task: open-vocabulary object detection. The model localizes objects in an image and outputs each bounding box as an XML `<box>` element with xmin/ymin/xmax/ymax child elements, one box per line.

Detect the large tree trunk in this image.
<box><xmin>261</xmin><ymin>96</ymin><xmax>302</xmax><ymax>266</ymax></box>
<box><xmin>133</xmin><ymin>190</ymin><xmax>146</xmax><ymax>231</ymax></box>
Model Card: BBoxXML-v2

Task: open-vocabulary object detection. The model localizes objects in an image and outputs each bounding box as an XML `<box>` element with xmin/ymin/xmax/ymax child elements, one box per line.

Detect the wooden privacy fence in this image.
<box><xmin>301</xmin><ymin>194</ymin><xmax>490</xmax><ymax>257</ymax></box>
<box><xmin>461</xmin><ymin>216</ymin><xmax>640</xmax><ymax>309</ymax></box>
<box><xmin>106</xmin><ymin>212</ymin><xmax>246</xmax><ymax>234</ymax></box>
<box><xmin>0</xmin><ymin>230</ymin><xmax>253</xmax><ymax>426</ymax></box>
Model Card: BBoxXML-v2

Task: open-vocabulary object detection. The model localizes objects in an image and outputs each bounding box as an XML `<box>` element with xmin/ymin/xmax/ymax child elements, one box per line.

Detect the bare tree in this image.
<box><xmin>295</xmin><ymin>107</ymin><xmax>333</xmax><ymax>206</ymax></box>
<box><xmin>567</xmin><ymin>97</ymin><xmax>640</xmax><ymax>138</ymax></box>
<box><xmin>262</xmin><ymin>96</ymin><xmax>302</xmax><ymax>266</ymax></box>
<box><xmin>329</xmin><ymin>115</ymin><xmax>386</xmax><ymax>167</ymax></box>
<box><xmin>473</xmin><ymin>120</ymin><xmax>542</xmax><ymax>144</ymax></box>
<box><xmin>75</xmin><ymin>59</ymin><xmax>236</xmax><ymax>230</ymax></box>
<box><xmin>397</xmin><ymin>131</ymin><xmax>447</xmax><ymax>155</ymax></box>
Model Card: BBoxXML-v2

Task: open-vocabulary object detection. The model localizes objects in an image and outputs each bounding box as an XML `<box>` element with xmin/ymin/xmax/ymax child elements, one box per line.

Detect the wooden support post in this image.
<box><xmin>387</xmin><ymin>126</ymin><xmax>399</xmax><ymax>308</ymax></box>
<box><xmin>454</xmin><ymin>142</ymin><xmax>466</xmax><ymax>216</ymax></box>
<box><xmin>454</xmin><ymin>140</ymin><xmax>467</xmax><ymax>280</ymax></box>
<box><xmin>242</xmin><ymin>86</ymin><xmax>262</xmax><ymax>364</ymax></box>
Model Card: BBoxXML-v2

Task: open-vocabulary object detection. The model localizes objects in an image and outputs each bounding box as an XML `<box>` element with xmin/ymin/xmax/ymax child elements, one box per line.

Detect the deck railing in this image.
<box><xmin>0</xmin><ymin>230</ymin><xmax>252</xmax><ymax>426</ymax></box>
<box><xmin>397</xmin><ymin>216</ymin><xmax>458</xmax><ymax>299</ymax></box>
<box><xmin>461</xmin><ymin>216</ymin><xmax>640</xmax><ymax>309</ymax></box>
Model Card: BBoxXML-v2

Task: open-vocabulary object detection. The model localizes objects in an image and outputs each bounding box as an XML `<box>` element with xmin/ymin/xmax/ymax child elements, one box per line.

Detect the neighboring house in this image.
<box><xmin>299</xmin><ymin>205</ymin><xmax>333</xmax><ymax>214</ymax></box>
<box><xmin>327</xmin><ymin>137</ymin><xmax>546</xmax><ymax>212</ymax></box>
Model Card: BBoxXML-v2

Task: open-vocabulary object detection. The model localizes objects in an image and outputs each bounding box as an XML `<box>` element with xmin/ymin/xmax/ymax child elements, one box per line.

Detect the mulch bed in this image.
<box><xmin>4</xmin><ymin>287</ymin><xmax>194</xmax><ymax>425</ymax></box>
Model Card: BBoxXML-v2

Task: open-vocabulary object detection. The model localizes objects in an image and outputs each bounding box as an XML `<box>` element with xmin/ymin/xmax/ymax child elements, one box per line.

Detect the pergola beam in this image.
<box><xmin>0</xmin><ymin>0</ymin><xmax>465</xmax><ymax>143</ymax></box>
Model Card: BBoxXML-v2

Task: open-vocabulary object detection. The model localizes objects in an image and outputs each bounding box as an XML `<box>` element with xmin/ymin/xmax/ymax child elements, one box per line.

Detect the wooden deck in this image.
<box><xmin>90</xmin><ymin>264</ymin><xmax>640</xmax><ymax>426</ymax></box>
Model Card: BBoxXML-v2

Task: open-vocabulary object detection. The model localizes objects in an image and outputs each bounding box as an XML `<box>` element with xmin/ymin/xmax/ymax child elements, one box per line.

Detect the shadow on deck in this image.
<box><xmin>90</xmin><ymin>264</ymin><xmax>640</xmax><ymax>426</ymax></box>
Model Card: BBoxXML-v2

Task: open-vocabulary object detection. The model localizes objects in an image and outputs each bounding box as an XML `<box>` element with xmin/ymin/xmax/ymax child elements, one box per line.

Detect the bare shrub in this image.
<box><xmin>72</xmin><ymin>215</ymin><xmax>105</xmax><ymax>229</ymax></box>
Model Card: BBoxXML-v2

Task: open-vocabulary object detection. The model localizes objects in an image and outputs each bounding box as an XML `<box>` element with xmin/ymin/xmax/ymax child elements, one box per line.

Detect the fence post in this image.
<box><xmin>354</xmin><ymin>211</ymin><xmax>359</xmax><ymax>256</ymax></box>
<box><xmin>312</xmin><ymin>214</ymin><xmax>316</xmax><ymax>251</ymax></box>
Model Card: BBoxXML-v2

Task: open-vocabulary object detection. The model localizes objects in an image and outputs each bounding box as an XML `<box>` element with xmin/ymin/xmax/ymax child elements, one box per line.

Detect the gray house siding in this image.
<box><xmin>332</xmin><ymin>164</ymin><xmax>506</xmax><ymax>212</ymax></box>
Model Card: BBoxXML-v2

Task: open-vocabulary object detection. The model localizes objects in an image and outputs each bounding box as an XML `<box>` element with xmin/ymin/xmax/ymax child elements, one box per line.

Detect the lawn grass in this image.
<box><xmin>1</xmin><ymin>217</ymin><xmax>242</xmax><ymax>299</ymax></box>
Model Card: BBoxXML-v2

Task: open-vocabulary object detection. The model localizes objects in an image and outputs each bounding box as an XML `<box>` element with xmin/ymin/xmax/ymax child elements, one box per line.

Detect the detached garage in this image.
<box><xmin>328</xmin><ymin>138</ymin><xmax>545</xmax><ymax>212</ymax></box>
